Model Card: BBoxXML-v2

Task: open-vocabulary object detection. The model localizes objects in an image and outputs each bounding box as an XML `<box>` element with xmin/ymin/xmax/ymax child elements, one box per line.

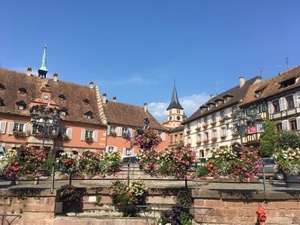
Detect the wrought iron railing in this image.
<box><xmin>0</xmin><ymin>214</ymin><xmax>21</xmax><ymax>225</ymax></box>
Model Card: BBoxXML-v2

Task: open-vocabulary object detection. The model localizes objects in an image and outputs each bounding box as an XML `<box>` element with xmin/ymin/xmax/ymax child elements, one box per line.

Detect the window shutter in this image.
<box><xmin>107</xmin><ymin>125</ymin><xmax>111</xmax><ymax>134</ymax></box>
<box><xmin>8</xmin><ymin>122</ymin><xmax>14</xmax><ymax>134</ymax></box>
<box><xmin>81</xmin><ymin>129</ymin><xmax>85</xmax><ymax>140</ymax></box>
<box><xmin>116</xmin><ymin>127</ymin><xmax>122</xmax><ymax>136</ymax></box>
<box><xmin>66</xmin><ymin>128</ymin><xmax>73</xmax><ymax>139</ymax></box>
<box><xmin>23</xmin><ymin>123</ymin><xmax>28</xmax><ymax>132</ymax></box>
<box><xmin>294</xmin><ymin>92</ymin><xmax>300</xmax><ymax>108</ymax></box>
<box><xmin>160</xmin><ymin>132</ymin><xmax>165</xmax><ymax>141</ymax></box>
<box><xmin>282</xmin><ymin>120</ymin><xmax>288</xmax><ymax>131</ymax></box>
<box><xmin>297</xmin><ymin>117</ymin><xmax>300</xmax><ymax>130</ymax></box>
<box><xmin>0</xmin><ymin>121</ymin><xmax>7</xmax><ymax>134</ymax></box>
<box><xmin>93</xmin><ymin>131</ymin><xmax>98</xmax><ymax>141</ymax></box>
<box><xmin>279</xmin><ymin>97</ymin><xmax>286</xmax><ymax>111</ymax></box>
<box><xmin>267</xmin><ymin>101</ymin><xmax>273</xmax><ymax>114</ymax></box>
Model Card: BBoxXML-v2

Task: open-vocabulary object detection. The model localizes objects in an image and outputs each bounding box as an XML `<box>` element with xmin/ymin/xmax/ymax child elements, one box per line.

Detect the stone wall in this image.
<box><xmin>193</xmin><ymin>189</ymin><xmax>300</xmax><ymax>225</ymax></box>
<box><xmin>0</xmin><ymin>185</ymin><xmax>299</xmax><ymax>225</ymax></box>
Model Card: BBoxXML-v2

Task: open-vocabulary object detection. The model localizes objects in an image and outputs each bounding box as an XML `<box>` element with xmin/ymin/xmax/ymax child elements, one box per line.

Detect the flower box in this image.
<box><xmin>211</xmin><ymin>137</ymin><xmax>217</xmax><ymax>142</ymax></box>
<box><xmin>13</xmin><ymin>130</ymin><xmax>27</xmax><ymax>138</ymax></box>
<box><xmin>210</xmin><ymin>121</ymin><xmax>216</xmax><ymax>126</ymax></box>
<box><xmin>60</xmin><ymin>134</ymin><xmax>70</xmax><ymax>142</ymax></box>
<box><xmin>196</xmin><ymin>141</ymin><xmax>202</xmax><ymax>146</ymax></box>
<box><xmin>219</xmin><ymin>118</ymin><xmax>225</xmax><ymax>123</ymax></box>
<box><xmin>196</xmin><ymin>127</ymin><xmax>201</xmax><ymax>132</ymax></box>
<box><xmin>203</xmin><ymin>139</ymin><xmax>209</xmax><ymax>144</ymax></box>
<box><xmin>110</xmin><ymin>131</ymin><xmax>117</xmax><ymax>137</ymax></box>
<box><xmin>85</xmin><ymin>136</ymin><xmax>93</xmax><ymax>143</ymax></box>
<box><xmin>202</xmin><ymin>124</ymin><xmax>208</xmax><ymax>129</ymax></box>
<box><xmin>220</xmin><ymin>135</ymin><xmax>227</xmax><ymax>139</ymax></box>
<box><xmin>232</xmin><ymin>132</ymin><xmax>239</xmax><ymax>137</ymax></box>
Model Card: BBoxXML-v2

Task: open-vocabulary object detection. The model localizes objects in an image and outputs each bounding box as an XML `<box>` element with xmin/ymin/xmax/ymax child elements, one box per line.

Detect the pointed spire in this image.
<box><xmin>167</xmin><ymin>80</ymin><xmax>183</xmax><ymax>110</ymax></box>
<box><xmin>38</xmin><ymin>43</ymin><xmax>48</xmax><ymax>79</ymax></box>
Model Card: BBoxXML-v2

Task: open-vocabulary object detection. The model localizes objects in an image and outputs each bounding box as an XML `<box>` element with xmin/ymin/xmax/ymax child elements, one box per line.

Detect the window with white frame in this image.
<box><xmin>286</xmin><ymin>95</ymin><xmax>295</xmax><ymax>109</ymax></box>
<box><xmin>220</xmin><ymin>127</ymin><xmax>227</xmax><ymax>137</ymax></box>
<box><xmin>13</xmin><ymin>122</ymin><xmax>25</xmax><ymax>131</ymax></box>
<box><xmin>81</xmin><ymin>129</ymin><xmax>98</xmax><ymax>141</ymax></box>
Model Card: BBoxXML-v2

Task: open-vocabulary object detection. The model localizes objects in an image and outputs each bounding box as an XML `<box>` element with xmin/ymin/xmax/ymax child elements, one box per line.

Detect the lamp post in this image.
<box><xmin>227</xmin><ymin>107</ymin><xmax>259</xmax><ymax>148</ymax></box>
<box><xmin>30</xmin><ymin>105</ymin><xmax>59</xmax><ymax>190</ymax></box>
<box><xmin>30</xmin><ymin>105</ymin><xmax>59</xmax><ymax>149</ymax></box>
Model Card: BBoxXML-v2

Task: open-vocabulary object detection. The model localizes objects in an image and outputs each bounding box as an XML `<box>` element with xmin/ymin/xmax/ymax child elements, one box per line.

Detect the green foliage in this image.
<box><xmin>176</xmin><ymin>190</ymin><xmax>193</xmax><ymax>207</ymax></box>
<box><xmin>276</xmin><ymin>131</ymin><xmax>300</xmax><ymax>150</ymax></box>
<box><xmin>195</xmin><ymin>165</ymin><xmax>209</xmax><ymax>177</ymax></box>
<box><xmin>57</xmin><ymin>185</ymin><xmax>82</xmax><ymax>202</ymax></box>
<box><xmin>259</xmin><ymin>120</ymin><xmax>278</xmax><ymax>157</ymax></box>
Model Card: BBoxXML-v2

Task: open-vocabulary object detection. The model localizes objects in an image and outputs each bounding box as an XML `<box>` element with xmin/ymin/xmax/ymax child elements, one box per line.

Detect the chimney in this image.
<box><xmin>53</xmin><ymin>73</ymin><xmax>58</xmax><ymax>82</ymax></box>
<box><xmin>239</xmin><ymin>77</ymin><xmax>245</xmax><ymax>88</ymax></box>
<box><xmin>210</xmin><ymin>94</ymin><xmax>214</xmax><ymax>99</ymax></box>
<box><xmin>144</xmin><ymin>102</ymin><xmax>147</xmax><ymax>112</ymax></box>
<box><xmin>102</xmin><ymin>93</ymin><xmax>107</xmax><ymax>104</ymax></box>
<box><xmin>113</xmin><ymin>96</ymin><xmax>117</xmax><ymax>102</ymax></box>
<box><xmin>26</xmin><ymin>67</ymin><xmax>32</xmax><ymax>76</ymax></box>
<box><xmin>89</xmin><ymin>81</ymin><xmax>94</xmax><ymax>89</ymax></box>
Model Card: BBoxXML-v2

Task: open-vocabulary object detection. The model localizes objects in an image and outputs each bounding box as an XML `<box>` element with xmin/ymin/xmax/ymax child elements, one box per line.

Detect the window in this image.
<box><xmin>257</xmin><ymin>124</ymin><xmax>264</xmax><ymax>132</ymax></box>
<box><xmin>290</xmin><ymin>119</ymin><xmax>297</xmax><ymax>131</ymax></box>
<box><xmin>286</xmin><ymin>96</ymin><xmax>295</xmax><ymax>109</ymax></box>
<box><xmin>220</xmin><ymin>110</ymin><xmax>225</xmax><ymax>118</ymax></box>
<box><xmin>58</xmin><ymin>94</ymin><xmax>66</xmax><ymax>101</ymax></box>
<box><xmin>59</xmin><ymin>127</ymin><xmax>67</xmax><ymax>135</ymax></box>
<box><xmin>84</xmin><ymin>111</ymin><xmax>93</xmax><ymax>119</ymax></box>
<box><xmin>220</xmin><ymin>127</ymin><xmax>227</xmax><ymax>136</ymax></box>
<box><xmin>257</xmin><ymin>103</ymin><xmax>266</xmax><ymax>113</ymax></box>
<box><xmin>272</xmin><ymin>100</ymin><xmax>280</xmax><ymax>113</ymax></box>
<box><xmin>16</xmin><ymin>101</ymin><xmax>26</xmax><ymax>110</ymax></box>
<box><xmin>13</xmin><ymin>123</ymin><xmax>25</xmax><ymax>131</ymax></box>
<box><xmin>19</xmin><ymin>87</ymin><xmax>27</xmax><ymax>94</ymax></box>
<box><xmin>0</xmin><ymin>121</ymin><xmax>6</xmax><ymax>134</ymax></box>
<box><xmin>280</xmin><ymin>78</ymin><xmax>296</xmax><ymax>88</ymax></box>
<box><xmin>81</xmin><ymin>129</ymin><xmax>98</xmax><ymax>141</ymax></box>
<box><xmin>85</xmin><ymin>130</ymin><xmax>93</xmax><ymax>138</ymax></box>
<box><xmin>174</xmin><ymin>134</ymin><xmax>178</xmax><ymax>143</ymax></box>
<box><xmin>83</xmin><ymin>99</ymin><xmax>90</xmax><ymax>105</ymax></box>
<box><xmin>203</xmin><ymin>117</ymin><xmax>208</xmax><ymax>124</ymax></box>
<box><xmin>0</xmin><ymin>98</ymin><xmax>4</xmax><ymax>107</ymax></box>
<box><xmin>107</xmin><ymin>146</ymin><xmax>114</xmax><ymax>153</ymax></box>
<box><xmin>0</xmin><ymin>83</ymin><xmax>5</xmax><ymax>90</ymax></box>
<box><xmin>211</xmin><ymin>114</ymin><xmax>216</xmax><ymax>122</ymax></box>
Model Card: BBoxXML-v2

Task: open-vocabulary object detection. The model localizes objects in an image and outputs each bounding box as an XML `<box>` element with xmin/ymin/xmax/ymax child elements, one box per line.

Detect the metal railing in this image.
<box><xmin>0</xmin><ymin>215</ymin><xmax>21</xmax><ymax>225</ymax></box>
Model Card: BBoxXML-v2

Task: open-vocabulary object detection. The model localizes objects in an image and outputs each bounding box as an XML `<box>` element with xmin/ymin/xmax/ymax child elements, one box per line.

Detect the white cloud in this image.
<box><xmin>148</xmin><ymin>93</ymin><xmax>210</xmax><ymax>122</ymax></box>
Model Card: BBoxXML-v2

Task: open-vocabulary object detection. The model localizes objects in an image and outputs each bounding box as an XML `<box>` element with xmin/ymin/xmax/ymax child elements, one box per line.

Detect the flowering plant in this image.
<box><xmin>99</xmin><ymin>151</ymin><xmax>122</xmax><ymax>175</ymax></box>
<box><xmin>56</xmin><ymin>152</ymin><xmax>80</xmax><ymax>175</ymax></box>
<box><xmin>133</xmin><ymin>128</ymin><xmax>162</xmax><ymax>150</ymax></box>
<box><xmin>85</xmin><ymin>136</ymin><xmax>93</xmax><ymax>143</ymax></box>
<box><xmin>205</xmin><ymin>146</ymin><xmax>261</xmax><ymax>181</ymax></box>
<box><xmin>111</xmin><ymin>179</ymin><xmax>147</xmax><ymax>216</ymax></box>
<box><xmin>2</xmin><ymin>147</ymin><xmax>48</xmax><ymax>179</ymax></box>
<box><xmin>78</xmin><ymin>150</ymin><xmax>103</xmax><ymax>176</ymax></box>
<box><xmin>138</xmin><ymin>147</ymin><xmax>197</xmax><ymax>179</ymax></box>
<box><xmin>273</xmin><ymin>147</ymin><xmax>300</xmax><ymax>176</ymax></box>
<box><xmin>13</xmin><ymin>130</ymin><xmax>27</xmax><ymax>138</ymax></box>
<box><xmin>60</xmin><ymin>134</ymin><xmax>70</xmax><ymax>142</ymax></box>
<box><xmin>57</xmin><ymin>184</ymin><xmax>82</xmax><ymax>202</ymax></box>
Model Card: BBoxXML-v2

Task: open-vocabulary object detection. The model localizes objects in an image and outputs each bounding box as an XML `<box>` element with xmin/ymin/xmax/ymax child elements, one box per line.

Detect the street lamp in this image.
<box><xmin>30</xmin><ymin>105</ymin><xmax>59</xmax><ymax>148</ymax></box>
<box><xmin>227</xmin><ymin>107</ymin><xmax>260</xmax><ymax>148</ymax></box>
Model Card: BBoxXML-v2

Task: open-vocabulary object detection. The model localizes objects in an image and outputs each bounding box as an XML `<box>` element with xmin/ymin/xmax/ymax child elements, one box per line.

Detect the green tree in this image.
<box><xmin>259</xmin><ymin>120</ymin><xmax>278</xmax><ymax>157</ymax></box>
<box><xmin>277</xmin><ymin>131</ymin><xmax>300</xmax><ymax>149</ymax></box>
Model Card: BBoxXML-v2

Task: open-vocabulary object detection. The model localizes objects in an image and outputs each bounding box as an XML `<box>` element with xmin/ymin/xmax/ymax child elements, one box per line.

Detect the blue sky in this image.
<box><xmin>1</xmin><ymin>1</ymin><xmax>300</xmax><ymax>122</ymax></box>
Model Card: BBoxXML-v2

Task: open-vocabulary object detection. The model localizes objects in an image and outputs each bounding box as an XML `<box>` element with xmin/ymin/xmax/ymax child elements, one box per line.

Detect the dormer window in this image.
<box><xmin>16</xmin><ymin>101</ymin><xmax>26</xmax><ymax>110</ymax></box>
<box><xmin>255</xmin><ymin>90</ymin><xmax>262</xmax><ymax>98</ymax></box>
<box><xmin>0</xmin><ymin>83</ymin><xmax>5</xmax><ymax>90</ymax></box>
<box><xmin>280</xmin><ymin>78</ymin><xmax>296</xmax><ymax>89</ymax></box>
<box><xmin>19</xmin><ymin>87</ymin><xmax>27</xmax><ymax>94</ymax></box>
<box><xmin>84</xmin><ymin>111</ymin><xmax>93</xmax><ymax>119</ymax></box>
<box><xmin>58</xmin><ymin>94</ymin><xmax>66</xmax><ymax>101</ymax></box>
<box><xmin>0</xmin><ymin>98</ymin><xmax>4</xmax><ymax>107</ymax></box>
<box><xmin>60</xmin><ymin>107</ymin><xmax>69</xmax><ymax>116</ymax></box>
<box><xmin>83</xmin><ymin>99</ymin><xmax>90</xmax><ymax>105</ymax></box>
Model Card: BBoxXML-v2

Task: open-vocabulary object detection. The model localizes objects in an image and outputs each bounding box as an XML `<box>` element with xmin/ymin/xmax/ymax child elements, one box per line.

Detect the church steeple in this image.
<box><xmin>166</xmin><ymin>81</ymin><xmax>184</xmax><ymax>128</ymax></box>
<box><xmin>167</xmin><ymin>82</ymin><xmax>183</xmax><ymax>110</ymax></box>
<box><xmin>38</xmin><ymin>43</ymin><xmax>48</xmax><ymax>79</ymax></box>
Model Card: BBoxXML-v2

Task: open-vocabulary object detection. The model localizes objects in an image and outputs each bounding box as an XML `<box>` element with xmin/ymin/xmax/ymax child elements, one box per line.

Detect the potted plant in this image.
<box><xmin>210</xmin><ymin>121</ymin><xmax>216</xmax><ymax>126</ymax></box>
<box><xmin>196</xmin><ymin>127</ymin><xmax>201</xmax><ymax>132</ymax></box>
<box><xmin>196</xmin><ymin>141</ymin><xmax>202</xmax><ymax>146</ymax></box>
<box><xmin>211</xmin><ymin>137</ymin><xmax>217</xmax><ymax>142</ymax></box>
<box><xmin>133</xmin><ymin>128</ymin><xmax>162</xmax><ymax>150</ymax></box>
<box><xmin>85</xmin><ymin>136</ymin><xmax>93</xmax><ymax>143</ymax></box>
<box><xmin>13</xmin><ymin>130</ymin><xmax>27</xmax><ymax>138</ymax></box>
<box><xmin>110</xmin><ymin>131</ymin><xmax>117</xmax><ymax>137</ymax></box>
<box><xmin>203</xmin><ymin>139</ymin><xmax>209</xmax><ymax>144</ymax></box>
<box><xmin>60</xmin><ymin>134</ymin><xmax>70</xmax><ymax>142</ymax></box>
<box><xmin>202</xmin><ymin>123</ymin><xmax>208</xmax><ymax>129</ymax></box>
<box><xmin>273</xmin><ymin>147</ymin><xmax>300</xmax><ymax>187</ymax></box>
<box><xmin>110</xmin><ymin>179</ymin><xmax>147</xmax><ymax>217</ymax></box>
